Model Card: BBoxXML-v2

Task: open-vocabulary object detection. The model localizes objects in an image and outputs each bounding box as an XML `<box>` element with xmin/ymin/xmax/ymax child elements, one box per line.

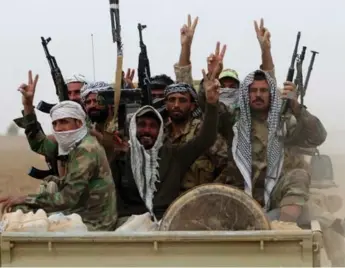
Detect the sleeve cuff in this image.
<box><xmin>173</xmin><ymin>63</ymin><xmax>192</xmax><ymax>71</ymax></box>
<box><xmin>24</xmin><ymin>194</ymin><xmax>38</xmax><ymax>205</ymax></box>
<box><xmin>280</xmin><ymin>195</ymin><xmax>306</xmax><ymax>207</ymax></box>
<box><xmin>23</xmin><ymin>111</ymin><xmax>38</xmax><ymax>126</ymax></box>
<box><xmin>260</xmin><ymin>65</ymin><xmax>276</xmax><ymax>79</ymax></box>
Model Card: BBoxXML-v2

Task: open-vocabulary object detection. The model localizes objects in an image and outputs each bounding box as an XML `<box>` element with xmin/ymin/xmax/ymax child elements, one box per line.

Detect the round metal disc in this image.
<box><xmin>159</xmin><ymin>183</ymin><xmax>271</xmax><ymax>231</ymax></box>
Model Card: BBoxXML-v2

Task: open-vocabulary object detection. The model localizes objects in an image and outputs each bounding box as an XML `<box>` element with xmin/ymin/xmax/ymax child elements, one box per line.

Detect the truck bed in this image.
<box><xmin>0</xmin><ymin>221</ymin><xmax>323</xmax><ymax>267</ymax></box>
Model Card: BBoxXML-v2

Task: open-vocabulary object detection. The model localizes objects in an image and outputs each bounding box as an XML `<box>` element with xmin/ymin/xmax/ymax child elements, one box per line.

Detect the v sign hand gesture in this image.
<box><xmin>180</xmin><ymin>14</ymin><xmax>199</xmax><ymax>46</ymax></box>
<box><xmin>254</xmin><ymin>18</ymin><xmax>271</xmax><ymax>51</ymax></box>
<box><xmin>207</xmin><ymin>42</ymin><xmax>227</xmax><ymax>79</ymax></box>
<box><xmin>202</xmin><ymin>67</ymin><xmax>220</xmax><ymax>105</ymax></box>
<box><xmin>18</xmin><ymin>70</ymin><xmax>39</xmax><ymax>107</ymax></box>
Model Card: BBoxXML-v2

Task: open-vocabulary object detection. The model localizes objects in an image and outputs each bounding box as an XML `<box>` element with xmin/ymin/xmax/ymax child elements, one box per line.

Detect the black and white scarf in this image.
<box><xmin>164</xmin><ymin>83</ymin><xmax>202</xmax><ymax>118</ymax></box>
<box><xmin>128</xmin><ymin>106</ymin><xmax>164</xmax><ymax>220</ymax></box>
<box><xmin>232</xmin><ymin>70</ymin><xmax>284</xmax><ymax>211</ymax></box>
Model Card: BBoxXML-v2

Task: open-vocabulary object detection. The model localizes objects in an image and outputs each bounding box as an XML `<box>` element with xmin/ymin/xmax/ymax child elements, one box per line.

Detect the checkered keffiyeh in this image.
<box><xmin>164</xmin><ymin>83</ymin><xmax>202</xmax><ymax>118</ymax></box>
<box><xmin>232</xmin><ymin>70</ymin><xmax>284</xmax><ymax>211</ymax></box>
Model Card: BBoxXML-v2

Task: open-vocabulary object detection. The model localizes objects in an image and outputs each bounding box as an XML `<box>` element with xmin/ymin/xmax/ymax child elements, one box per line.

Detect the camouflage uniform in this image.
<box><xmin>19</xmin><ymin>112</ymin><xmax>118</xmax><ymax>231</ymax></box>
<box><xmin>164</xmin><ymin>117</ymin><xmax>228</xmax><ymax>192</ymax></box>
<box><xmin>198</xmin><ymin>75</ymin><xmax>327</xmax><ymax>212</ymax></box>
<box><xmin>174</xmin><ymin>63</ymin><xmax>194</xmax><ymax>86</ymax></box>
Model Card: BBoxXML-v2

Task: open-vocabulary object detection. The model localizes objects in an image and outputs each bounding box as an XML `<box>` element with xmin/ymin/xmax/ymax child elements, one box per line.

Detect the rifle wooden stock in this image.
<box><xmin>113</xmin><ymin>55</ymin><xmax>123</xmax><ymax>130</ymax></box>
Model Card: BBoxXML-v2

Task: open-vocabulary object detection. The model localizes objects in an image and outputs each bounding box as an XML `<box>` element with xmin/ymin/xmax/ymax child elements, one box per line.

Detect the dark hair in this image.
<box><xmin>150</xmin><ymin>74</ymin><xmax>174</xmax><ymax>86</ymax></box>
<box><xmin>253</xmin><ymin>71</ymin><xmax>267</xmax><ymax>81</ymax></box>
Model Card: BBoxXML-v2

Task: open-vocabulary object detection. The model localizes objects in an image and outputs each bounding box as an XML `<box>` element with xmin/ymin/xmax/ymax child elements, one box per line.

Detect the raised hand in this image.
<box><xmin>254</xmin><ymin>18</ymin><xmax>271</xmax><ymax>51</ymax></box>
<box><xmin>281</xmin><ymin>81</ymin><xmax>300</xmax><ymax>115</ymax></box>
<box><xmin>202</xmin><ymin>66</ymin><xmax>220</xmax><ymax>104</ymax></box>
<box><xmin>18</xmin><ymin>70</ymin><xmax>39</xmax><ymax>107</ymax></box>
<box><xmin>207</xmin><ymin>42</ymin><xmax>227</xmax><ymax>79</ymax></box>
<box><xmin>124</xmin><ymin>68</ymin><xmax>135</xmax><ymax>89</ymax></box>
<box><xmin>180</xmin><ymin>14</ymin><xmax>199</xmax><ymax>46</ymax></box>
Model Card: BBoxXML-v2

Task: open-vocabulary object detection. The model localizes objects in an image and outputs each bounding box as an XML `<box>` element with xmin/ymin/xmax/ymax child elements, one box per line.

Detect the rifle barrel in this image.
<box><xmin>304</xmin><ymin>50</ymin><xmax>319</xmax><ymax>92</ymax></box>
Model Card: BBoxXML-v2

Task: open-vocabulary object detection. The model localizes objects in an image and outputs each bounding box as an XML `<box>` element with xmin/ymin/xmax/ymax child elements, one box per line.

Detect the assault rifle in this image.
<box><xmin>13</xmin><ymin>37</ymin><xmax>69</xmax><ymax>129</ymax></box>
<box><xmin>280</xmin><ymin>31</ymin><xmax>301</xmax><ymax>117</ymax></box>
<box><xmin>24</xmin><ymin>37</ymin><xmax>69</xmax><ymax>180</ymax></box>
<box><xmin>302</xmin><ymin>50</ymin><xmax>319</xmax><ymax>105</ymax></box>
<box><xmin>37</xmin><ymin>37</ymin><xmax>69</xmax><ymax>114</ymax></box>
<box><xmin>138</xmin><ymin>23</ymin><xmax>152</xmax><ymax>106</ymax></box>
<box><xmin>294</xmin><ymin>46</ymin><xmax>307</xmax><ymax>105</ymax></box>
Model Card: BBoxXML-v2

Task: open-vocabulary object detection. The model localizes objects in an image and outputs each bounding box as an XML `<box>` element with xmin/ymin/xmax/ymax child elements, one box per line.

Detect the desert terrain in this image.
<box><xmin>0</xmin><ymin>134</ymin><xmax>344</xmax><ymax>216</ymax></box>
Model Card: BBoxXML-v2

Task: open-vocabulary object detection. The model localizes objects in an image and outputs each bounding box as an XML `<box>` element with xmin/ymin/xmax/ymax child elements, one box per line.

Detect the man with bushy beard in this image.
<box><xmin>112</xmin><ymin>70</ymin><xmax>220</xmax><ymax>227</ymax></box>
<box><xmin>163</xmin><ymin>83</ymin><xmax>228</xmax><ymax>192</ymax></box>
<box><xmin>80</xmin><ymin>81</ymin><xmax>125</xmax><ymax>161</ymax></box>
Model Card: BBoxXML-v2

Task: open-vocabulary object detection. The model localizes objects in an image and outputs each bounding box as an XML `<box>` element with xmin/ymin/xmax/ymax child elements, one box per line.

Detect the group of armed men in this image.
<box><xmin>0</xmin><ymin>16</ymin><xmax>344</xmax><ymax>265</ymax></box>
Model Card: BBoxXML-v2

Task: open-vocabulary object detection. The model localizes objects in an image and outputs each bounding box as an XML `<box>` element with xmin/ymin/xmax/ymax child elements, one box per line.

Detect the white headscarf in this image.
<box><xmin>50</xmin><ymin>101</ymin><xmax>88</xmax><ymax>155</ymax></box>
<box><xmin>80</xmin><ymin>81</ymin><xmax>113</xmax><ymax>102</ymax></box>
<box><xmin>128</xmin><ymin>106</ymin><xmax>164</xmax><ymax>220</ymax></box>
<box><xmin>65</xmin><ymin>74</ymin><xmax>88</xmax><ymax>85</ymax></box>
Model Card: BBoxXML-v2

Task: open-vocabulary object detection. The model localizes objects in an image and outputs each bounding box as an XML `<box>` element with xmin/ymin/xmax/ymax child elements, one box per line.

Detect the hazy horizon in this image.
<box><xmin>2</xmin><ymin>0</ymin><xmax>344</xmax><ymax>144</ymax></box>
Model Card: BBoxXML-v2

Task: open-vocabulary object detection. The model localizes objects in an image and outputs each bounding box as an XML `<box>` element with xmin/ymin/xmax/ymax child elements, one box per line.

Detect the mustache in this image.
<box><xmin>252</xmin><ymin>97</ymin><xmax>264</xmax><ymax>103</ymax></box>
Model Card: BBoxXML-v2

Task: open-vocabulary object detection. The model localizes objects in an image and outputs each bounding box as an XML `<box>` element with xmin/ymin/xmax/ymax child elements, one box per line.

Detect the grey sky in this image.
<box><xmin>1</xmin><ymin>0</ymin><xmax>344</xmax><ymax>151</ymax></box>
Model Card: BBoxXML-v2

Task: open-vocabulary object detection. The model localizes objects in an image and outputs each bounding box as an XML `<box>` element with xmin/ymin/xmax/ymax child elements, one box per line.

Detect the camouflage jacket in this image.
<box><xmin>198</xmin><ymin>81</ymin><xmax>327</xmax><ymax>207</ymax></box>
<box><xmin>164</xmin><ymin>117</ymin><xmax>228</xmax><ymax>192</ymax></box>
<box><xmin>22</xmin><ymin>112</ymin><xmax>118</xmax><ymax>231</ymax></box>
<box><xmin>174</xmin><ymin>63</ymin><xmax>194</xmax><ymax>86</ymax></box>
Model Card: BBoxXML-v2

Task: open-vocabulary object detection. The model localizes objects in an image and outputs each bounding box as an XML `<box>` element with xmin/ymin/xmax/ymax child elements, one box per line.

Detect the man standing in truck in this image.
<box><xmin>163</xmin><ymin>82</ymin><xmax>228</xmax><ymax>192</ymax></box>
<box><xmin>113</xmin><ymin>75</ymin><xmax>220</xmax><ymax>227</ymax></box>
<box><xmin>0</xmin><ymin>71</ymin><xmax>117</xmax><ymax>231</ymax></box>
<box><xmin>199</xmin><ymin>67</ymin><xmax>327</xmax><ymax>223</ymax></box>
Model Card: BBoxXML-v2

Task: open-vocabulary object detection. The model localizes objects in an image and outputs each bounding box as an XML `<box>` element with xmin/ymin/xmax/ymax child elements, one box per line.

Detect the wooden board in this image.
<box><xmin>159</xmin><ymin>183</ymin><xmax>271</xmax><ymax>231</ymax></box>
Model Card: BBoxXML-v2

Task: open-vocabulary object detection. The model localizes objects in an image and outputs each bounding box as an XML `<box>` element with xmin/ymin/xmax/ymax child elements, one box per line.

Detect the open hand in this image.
<box><xmin>202</xmin><ymin>66</ymin><xmax>220</xmax><ymax>104</ymax></box>
<box><xmin>180</xmin><ymin>14</ymin><xmax>199</xmax><ymax>46</ymax></box>
<box><xmin>124</xmin><ymin>68</ymin><xmax>135</xmax><ymax>89</ymax></box>
<box><xmin>0</xmin><ymin>195</ymin><xmax>27</xmax><ymax>214</ymax></box>
<box><xmin>254</xmin><ymin>18</ymin><xmax>271</xmax><ymax>51</ymax></box>
<box><xmin>207</xmin><ymin>42</ymin><xmax>227</xmax><ymax>79</ymax></box>
<box><xmin>18</xmin><ymin>70</ymin><xmax>39</xmax><ymax>107</ymax></box>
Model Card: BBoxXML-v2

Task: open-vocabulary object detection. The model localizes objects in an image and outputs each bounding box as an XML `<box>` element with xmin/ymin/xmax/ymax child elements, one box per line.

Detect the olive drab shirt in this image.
<box><xmin>164</xmin><ymin>117</ymin><xmax>228</xmax><ymax>192</ymax></box>
<box><xmin>197</xmin><ymin>77</ymin><xmax>327</xmax><ymax>209</ymax></box>
<box><xmin>22</xmin><ymin>112</ymin><xmax>118</xmax><ymax>231</ymax></box>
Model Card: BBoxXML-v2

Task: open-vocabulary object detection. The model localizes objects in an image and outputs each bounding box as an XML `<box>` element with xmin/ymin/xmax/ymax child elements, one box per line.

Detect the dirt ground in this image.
<box><xmin>0</xmin><ymin>135</ymin><xmax>344</xmax><ymax>214</ymax></box>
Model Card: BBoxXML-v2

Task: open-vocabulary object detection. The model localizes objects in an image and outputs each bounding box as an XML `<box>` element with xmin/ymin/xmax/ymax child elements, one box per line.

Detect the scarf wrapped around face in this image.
<box><xmin>232</xmin><ymin>70</ymin><xmax>284</xmax><ymax>211</ymax></box>
<box><xmin>219</xmin><ymin>87</ymin><xmax>239</xmax><ymax>110</ymax></box>
<box><xmin>164</xmin><ymin>83</ymin><xmax>202</xmax><ymax>118</ymax></box>
<box><xmin>80</xmin><ymin>81</ymin><xmax>113</xmax><ymax>102</ymax></box>
<box><xmin>128</xmin><ymin>106</ymin><xmax>164</xmax><ymax>220</ymax></box>
<box><xmin>50</xmin><ymin>101</ymin><xmax>88</xmax><ymax>155</ymax></box>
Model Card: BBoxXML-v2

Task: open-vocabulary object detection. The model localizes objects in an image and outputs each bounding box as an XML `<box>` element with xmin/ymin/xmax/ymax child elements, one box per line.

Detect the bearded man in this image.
<box><xmin>199</xmin><ymin>69</ymin><xmax>327</xmax><ymax>224</ymax></box>
<box><xmin>113</xmin><ymin>73</ymin><xmax>220</xmax><ymax>227</ymax></box>
<box><xmin>163</xmin><ymin>83</ymin><xmax>228</xmax><ymax>192</ymax></box>
<box><xmin>1</xmin><ymin>72</ymin><xmax>117</xmax><ymax>230</ymax></box>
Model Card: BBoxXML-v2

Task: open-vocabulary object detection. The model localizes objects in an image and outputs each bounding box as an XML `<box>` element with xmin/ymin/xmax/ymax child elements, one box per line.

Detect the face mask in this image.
<box><xmin>219</xmin><ymin>88</ymin><xmax>239</xmax><ymax>108</ymax></box>
<box><xmin>53</xmin><ymin>126</ymin><xmax>88</xmax><ymax>155</ymax></box>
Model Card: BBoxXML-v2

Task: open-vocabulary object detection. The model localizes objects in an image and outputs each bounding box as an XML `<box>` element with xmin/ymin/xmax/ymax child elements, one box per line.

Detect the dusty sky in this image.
<box><xmin>1</xmin><ymin>0</ymin><xmax>344</xmax><ymax>152</ymax></box>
